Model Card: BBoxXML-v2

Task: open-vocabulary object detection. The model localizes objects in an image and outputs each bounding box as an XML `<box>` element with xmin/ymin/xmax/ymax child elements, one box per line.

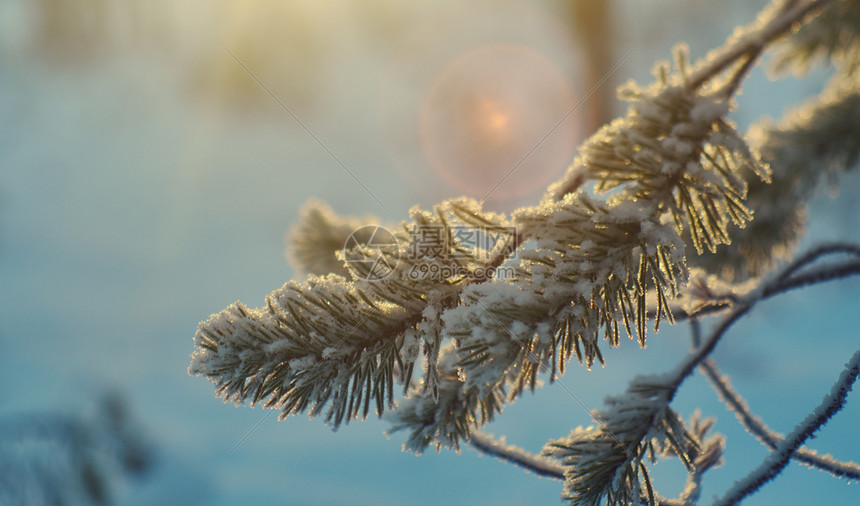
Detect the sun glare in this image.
<box><xmin>419</xmin><ymin>43</ymin><xmax>579</xmax><ymax>202</ymax></box>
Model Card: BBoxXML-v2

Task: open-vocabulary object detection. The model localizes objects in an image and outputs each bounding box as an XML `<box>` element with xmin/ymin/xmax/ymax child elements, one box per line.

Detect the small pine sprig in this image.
<box><xmin>286</xmin><ymin>199</ymin><xmax>385</xmax><ymax>277</ymax></box>
<box><xmin>190</xmin><ymin>197</ymin><xmax>515</xmax><ymax>428</ymax></box>
<box><xmin>385</xmin><ymin>343</ymin><xmax>508</xmax><ymax>454</ymax></box>
<box><xmin>541</xmin><ymin>376</ymin><xmax>723</xmax><ymax>506</ymax></box>
<box><xmin>554</xmin><ymin>46</ymin><xmax>769</xmax><ymax>254</ymax></box>
<box><xmin>693</xmin><ymin>78</ymin><xmax>860</xmax><ymax>280</ymax></box>
<box><xmin>189</xmin><ymin>275</ymin><xmax>413</xmax><ymax>428</ymax></box>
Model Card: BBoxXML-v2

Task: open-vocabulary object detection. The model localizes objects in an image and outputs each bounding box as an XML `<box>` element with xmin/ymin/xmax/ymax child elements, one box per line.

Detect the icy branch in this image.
<box><xmin>713</xmin><ymin>347</ymin><xmax>860</xmax><ymax>505</ymax></box>
<box><xmin>670</xmin><ymin>245</ymin><xmax>860</xmax><ymax>391</ymax></box>
<box><xmin>546</xmin><ymin>245</ymin><xmax>860</xmax><ymax>504</ymax></box>
<box><xmin>700</xmin><ymin>357</ymin><xmax>860</xmax><ymax>480</ymax></box>
<box><xmin>686</xmin><ymin>0</ymin><xmax>833</xmax><ymax>90</ymax></box>
<box><xmin>189</xmin><ymin>1</ymin><xmax>860</xmax><ymax>502</ymax></box>
<box><xmin>469</xmin><ymin>432</ymin><xmax>564</xmax><ymax>480</ymax></box>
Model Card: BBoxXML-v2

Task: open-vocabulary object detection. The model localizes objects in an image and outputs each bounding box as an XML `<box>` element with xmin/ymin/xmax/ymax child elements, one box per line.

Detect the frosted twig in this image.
<box><xmin>469</xmin><ymin>431</ymin><xmax>564</xmax><ymax>480</ymax></box>
<box><xmin>657</xmin><ymin>474</ymin><xmax>702</xmax><ymax>506</ymax></box>
<box><xmin>775</xmin><ymin>242</ymin><xmax>860</xmax><ymax>283</ymax></box>
<box><xmin>617</xmin><ymin>247</ymin><xmax>860</xmax><ymax>502</ymax></box>
<box><xmin>716</xmin><ymin>49</ymin><xmax>762</xmax><ymax>100</ymax></box>
<box><xmin>536</xmin><ymin>243</ymin><xmax>860</xmax><ymax>503</ymax></box>
<box><xmin>713</xmin><ymin>347</ymin><xmax>860</xmax><ymax>505</ymax></box>
<box><xmin>669</xmin><ymin>246</ymin><xmax>860</xmax><ymax>392</ymax></box>
<box><xmin>700</xmin><ymin>356</ymin><xmax>860</xmax><ymax>480</ymax></box>
<box><xmin>666</xmin><ymin>243</ymin><xmax>860</xmax><ymax>322</ymax></box>
<box><xmin>551</xmin><ymin>0</ymin><xmax>835</xmax><ymax>202</ymax></box>
<box><xmin>686</xmin><ymin>0</ymin><xmax>833</xmax><ymax>90</ymax></box>
<box><xmin>764</xmin><ymin>259</ymin><xmax>860</xmax><ymax>296</ymax></box>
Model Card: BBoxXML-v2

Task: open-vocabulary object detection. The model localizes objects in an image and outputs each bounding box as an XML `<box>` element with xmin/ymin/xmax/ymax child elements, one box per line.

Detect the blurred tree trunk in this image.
<box><xmin>568</xmin><ymin>0</ymin><xmax>615</xmax><ymax>135</ymax></box>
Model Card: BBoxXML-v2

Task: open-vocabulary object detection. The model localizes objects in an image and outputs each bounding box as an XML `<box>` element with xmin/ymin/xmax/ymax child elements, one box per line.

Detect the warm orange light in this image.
<box><xmin>481</xmin><ymin>99</ymin><xmax>510</xmax><ymax>132</ymax></box>
<box><xmin>487</xmin><ymin>112</ymin><xmax>509</xmax><ymax>131</ymax></box>
<box><xmin>418</xmin><ymin>44</ymin><xmax>579</xmax><ymax>202</ymax></box>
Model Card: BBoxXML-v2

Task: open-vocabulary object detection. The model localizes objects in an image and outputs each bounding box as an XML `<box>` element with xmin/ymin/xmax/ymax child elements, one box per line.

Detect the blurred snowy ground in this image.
<box><xmin>1</xmin><ymin>0</ymin><xmax>858</xmax><ymax>504</ymax></box>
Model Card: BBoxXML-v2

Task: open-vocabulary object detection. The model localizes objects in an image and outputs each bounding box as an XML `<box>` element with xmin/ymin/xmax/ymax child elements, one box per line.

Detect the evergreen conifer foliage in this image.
<box><xmin>190</xmin><ymin>1</ymin><xmax>860</xmax><ymax>503</ymax></box>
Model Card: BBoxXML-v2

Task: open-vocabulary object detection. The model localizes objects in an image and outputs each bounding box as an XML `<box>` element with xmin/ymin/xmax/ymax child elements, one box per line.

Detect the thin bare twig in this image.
<box><xmin>469</xmin><ymin>431</ymin><xmax>564</xmax><ymax>480</ymax></box>
<box><xmin>670</xmin><ymin>250</ymin><xmax>860</xmax><ymax>393</ymax></box>
<box><xmin>776</xmin><ymin>243</ymin><xmax>860</xmax><ymax>283</ymax></box>
<box><xmin>686</xmin><ymin>0</ymin><xmax>833</xmax><ymax>91</ymax></box>
<box><xmin>699</xmin><ymin>356</ymin><xmax>860</xmax><ymax>480</ymax></box>
<box><xmin>717</xmin><ymin>49</ymin><xmax>762</xmax><ymax>99</ymax></box>
<box><xmin>713</xmin><ymin>347</ymin><xmax>860</xmax><ymax>505</ymax></box>
<box><xmin>664</xmin><ymin>243</ymin><xmax>860</xmax><ymax>322</ymax></box>
<box><xmin>764</xmin><ymin>260</ymin><xmax>860</xmax><ymax>297</ymax></box>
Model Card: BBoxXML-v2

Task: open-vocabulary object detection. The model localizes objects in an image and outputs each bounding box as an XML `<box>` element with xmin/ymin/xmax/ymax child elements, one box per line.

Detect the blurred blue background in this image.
<box><xmin>1</xmin><ymin>0</ymin><xmax>858</xmax><ymax>504</ymax></box>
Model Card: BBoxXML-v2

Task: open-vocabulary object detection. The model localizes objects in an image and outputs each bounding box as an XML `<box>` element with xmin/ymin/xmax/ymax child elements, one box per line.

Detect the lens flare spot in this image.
<box><xmin>419</xmin><ymin>43</ymin><xmax>579</xmax><ymax>202</ymax></box>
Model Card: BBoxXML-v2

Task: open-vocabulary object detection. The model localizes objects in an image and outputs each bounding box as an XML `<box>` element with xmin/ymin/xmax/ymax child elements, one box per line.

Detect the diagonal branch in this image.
<box><xmin>699</xmin><ymin>356</ymin><xmax>860</xmax><ymax>480</ymax></box>
<box><xmin>686</xmin><ymin>0</ymin><xmax>834</xmax><ymax>91</ymax></box>
<box><xmin>713</xmin><ymin>347</ymin><xmax>860</xmax><ymax>505</ymax></box>
<box><xmin>469</xmin><ymin>431</ymin><xmax>564</xmax><ymax>480</ymax></box>
<box><xmin>670</xmin><ymin>250</ymin><xmax>860</xmax><ymax>392</ymax></box>
<box><xmin>579</xmin><ymin>245</ymin><xmax>860</xmax><ymax>504</ymax></box>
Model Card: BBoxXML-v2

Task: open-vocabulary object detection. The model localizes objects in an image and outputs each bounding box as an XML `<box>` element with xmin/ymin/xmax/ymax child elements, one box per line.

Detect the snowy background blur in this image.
<box><xmin>1</xmin><ymin>0</ymin><xmax>858</xmax><ymax>504</ymax></box>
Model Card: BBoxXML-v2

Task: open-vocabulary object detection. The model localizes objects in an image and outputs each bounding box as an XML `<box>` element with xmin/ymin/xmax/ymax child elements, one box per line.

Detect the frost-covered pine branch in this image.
<box><xmin>189</xmin><ymin>0</ymin><xmax>860</xmax><ymax>502</ymax></box>
<box><xmin>541</xmin><ymin>375</ymin><xmax>724</xmax><ymax>506</ymax></box>
<box><xmin>191</xmin><ymin>51</ymin><xmax>759</xmax><ymax>446</ymax></box>
<box><xmin>693</xmin><ymin>79</ymin><xmax>860</xmax><ymax>280</ymax></box>
<box><xmin>387</xmin><ymin>35</ymin><xmax>780</xmax><ymax>453</ymax></box>
<box><xmin>540</xmin><ymin>245</ymin><xmax>860</xmax><ymax>505</ymax></box>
